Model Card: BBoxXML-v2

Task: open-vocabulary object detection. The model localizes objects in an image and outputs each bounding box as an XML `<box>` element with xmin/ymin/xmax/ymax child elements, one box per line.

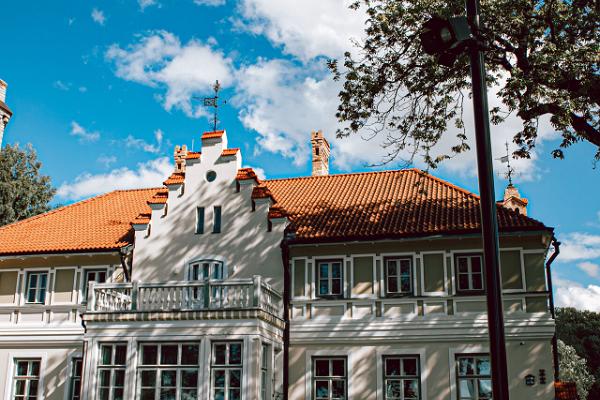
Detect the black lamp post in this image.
<box><xmin>420</xmin><ymin>1</ymin><xmax>510</xmax><ymax>399</ymax></box>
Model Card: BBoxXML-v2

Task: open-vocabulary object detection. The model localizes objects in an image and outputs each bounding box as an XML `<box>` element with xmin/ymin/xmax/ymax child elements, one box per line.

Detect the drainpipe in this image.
<box><xmin>119</xmin><ymin>244</ymin><xmax>134</xmax><ymax>282</ymax></box>
<box><xmin>545</xmin><ymin>236</ymin><xmax>560</xmax><ymax>381</ymax></box>
<box><xmin>280</xmin><ymin>231</ymin><xmax>292</xmax><ymax>400</ymax></box>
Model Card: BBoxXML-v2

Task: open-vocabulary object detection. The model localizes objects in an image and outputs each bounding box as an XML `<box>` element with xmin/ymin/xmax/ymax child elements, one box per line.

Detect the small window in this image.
<box><xmin>456</xmin><ymin>354</ymin><xmax>492</xmax><ymax>400</ymax></box>
<box><xmin>211</xmin><ymin>342</ymin><xmax>243</xmax><ymax>400</ymax></box>
<box><xmin>317</xmin><ymin>260</ymin><xmax>343</xmax><ymax>298</ymax></box>
<box><xmin>312</xmin><ymin>357</ymin><xmax>346</xmax><ymax>400</ymax></box>
<box><xmin>196</xmin><ymin>207</ymin><xmax>205</xmax><ymax>234</ymax></box>
<box><xmin>456</xmin><ymin>254</ymin><xmax>484</xmax><ymax>293</ymax></box>
<box><xmin>213</xmin><ymin>206</ymin><xmax>222</xmax><ymax>234</ymax></box>
<box><xmin>189</xmin><ymin>260</ymin><xmax>224</xmax><ymax>281</ymax></box>
<box><xmin>206</xmin><ymin>170</ymin><xmax>217</xmax><ymax>182</ymax></box>
<box><xmin>260</xmin><ymin>344</ymin><xmax>270</xmax><ymax>400</ymax></box>
<box><xmin>83</xmin><ymin>269</ymin><xmax>107</xmax><ymax>301</ymax></box>
<box><xmin>69</xmin><ymin>358</ymin><xmax>83</xmax><ymax>400</ymax></box>
<box><xmin>385</xmin><ymin>257</ymin><xmax>413</xmax><ymax>296</ymax></box>
<box><xmin>383</xmin><ymin>355</ymin><xmax>420</xmax><ymax>400</ymax></box>
<box><xmin>98</xmin><ymin>343</ymin><xmax>127</xmax><ymax>400</ymax></box>
<box><xmin>26</xmin><ymin>272</ymin><xmax>48</xmax><ymax>304</ymax></box>
<box><xmin>12</xmin><ymin>359</ymin><xmax>41</xmax><ymax>400</ymax></box>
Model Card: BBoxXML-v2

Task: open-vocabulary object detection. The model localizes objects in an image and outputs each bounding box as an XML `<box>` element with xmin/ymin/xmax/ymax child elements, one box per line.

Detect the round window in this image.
<box><xmin>206</xmin><ymin>170</ymin><xmax>217</xmax><ymax>182</ymax></box>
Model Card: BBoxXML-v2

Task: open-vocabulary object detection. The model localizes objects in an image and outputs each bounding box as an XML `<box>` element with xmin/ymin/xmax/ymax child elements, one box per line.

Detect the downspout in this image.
<box><xmin>545</xmin><ymin>236</ymin><xmax>560</xmax><ymax>381</ymax></box>
<box><xmin>280</xmin><ymin>232</ymin><xmax>292</xmax><ymax>400</ymax></box>
<box><xmin>119</xmin><ymin>244</ymin><xmax>134</xmax><ymax>282</ymax></box>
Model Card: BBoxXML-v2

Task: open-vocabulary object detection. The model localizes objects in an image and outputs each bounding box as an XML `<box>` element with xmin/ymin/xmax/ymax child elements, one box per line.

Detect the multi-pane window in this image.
<box><xmin>98</xmin><ymin>343</ymin><xmax>127</xmax><ymax>400</ymax></box>
<box><xmin>211</xmin><ymin>342</ymin><xmax>243</xmax><ymax>400</ymax></box>
<box><xmin>83</xmin><ymin>269</ymin><xmax>107</xmax><ymax>300</ymax></box>
<box><xmin>12</xmin><ymin>359</ymin><xmax>41</xmax><ymax>400</ymax></box>
<box><xmin>317</xmin><ymin>261</ymin><xmax>343</xmax><ymax>297</ymax></box>
<box><xmin>260</xmin><ymin>344</ymin><xmax>270</xmax><ymax>400</ymax></box>
<box><xmin>313</xmin><ymin>357</ymin><xmax>347</xmax><ymax>400</ymax></box>
<box><xmin>26</xmin><ymin>272</ymin><xmax>48</xmax><ymax>304</ymax></box>
<box><xmin>189</xmin><ymin>261</ymin><xmax>225</xmax><ymax>281</ymax></box>
<box><xmin>138</xmin><ymin>343</ymin><xmax>200</xmax><ymax>400</ymax></box>
<box><xmin>385</xmin><ymin>258</ymin><xmax>413</xmax><ymax>296</ymax></box>
<box><xmin>456</xmin><ymin>255</ymin><xmax>484</xmax><ymax>293</ymax></box>
<box><xmin>69</xmin><ymin>358</ymin><xmax>83</xmax><ymax>400</ymax></box>
<box><xmin>383</xmin><ymin>356</ymin><xmax>420</xmax><ymax>400</ymax></box>
<box><xmin>213</xmin><ymin>206</ymin><xmax>222</xmax><ymax>233</ymax></box>
<box><xmin>196</xmin><ymin>207</ymin><xmax>205</xmax><ymax>234</ymax></box>
<box><xmin>456</xmin><ymin>354</ymin><xmax>492</xmax><ymax>400</ymax></box>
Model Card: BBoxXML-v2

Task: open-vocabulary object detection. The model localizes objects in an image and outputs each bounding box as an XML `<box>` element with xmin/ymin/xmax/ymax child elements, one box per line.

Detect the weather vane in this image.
<box><xmin>497</xmin><ymin>141</ymin><xmax>516</xmax><ymax>185</ymax></box>
<box><xmin>199</xmin><ymin>80</ymin><xmax>226</xmax><ymax>132</ymax></box>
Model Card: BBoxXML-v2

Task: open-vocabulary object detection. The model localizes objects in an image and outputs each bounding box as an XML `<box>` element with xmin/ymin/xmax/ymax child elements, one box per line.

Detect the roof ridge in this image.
<box><xmin>264</xmin><ymin>168</ymin><xmax>416</xmax><ymax>183</ymax></box>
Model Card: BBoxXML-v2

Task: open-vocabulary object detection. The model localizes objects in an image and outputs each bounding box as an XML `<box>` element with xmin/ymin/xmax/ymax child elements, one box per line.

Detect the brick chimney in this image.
<box><xmin>311</xmin><ymin>130</ymin><xmax>330</xmax><ymax>176</ymax></box>
<box><xmin>0</xmin><ymin>79</ymin><xmax>12</xmax><ymax>148</ymax></box>
<box><xmin>174</xmin><ymin>144</ymin><xmax>188</xmax><ymax>172</ymax></box>
<box><xmin>500</xmin><ymin>184</ymin><xmax>528</xmax><ymax>216</ymax></box>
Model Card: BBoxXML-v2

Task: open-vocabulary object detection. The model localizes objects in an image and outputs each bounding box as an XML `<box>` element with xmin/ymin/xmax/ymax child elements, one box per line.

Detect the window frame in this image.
<box><xmin>311</xmin><ymin>357</ymin><xmax>347</xmax><ymax>400</ymax></box>
<box><xmin>210</xmin><ymin>341</ymin><xmax>244</xmax><ymax>400</ymax></box>
<box><xmin>195</xmin><ymin>207</ymin><xmax>205</xmax><ymax>234</ymax></box>
<box><xmin>260</xmin><ymin>343</ymin><xmax>271</xmax><ymax>400</ymax></box>
<box><xmin>382</xmin><ymin>355</ymin><xmax>421</xmax><ymax>400</ymax></box>
<box><xmin>68</xmin><ymin>357</ymin><xmax>83</xmax><ymax>400</ymax></box>
<box><xmin>316</xmin><ymin>259</ymin><xmax>344</xmax><ymax>299</ymax></box>
<box><xmin>213</xmin><ymin>206</ymin><xmax>222</xmax><ymax>234</ymax></box>
<box><xmin>454</xmin><ymin>254</ymin><xmax>485</xmax><ymax>295</ymax></box>
<box><xmin>455</xmin><ymin>353</ymin><xmax>492</xmax><ymax>400</ymax></box>
<box><xmin>82</xmin><ymin>268</ymin><xmax>108</xmax><ymax>302</ymax></box>
<box><xmin>384</xmin><ymin>257</ymin><xmax>414</xmax><ymax>297</ymax></box>
<box><xmin>136</xmin><ymin>342</ymin><xmax>201</xmax><ymax>400</ymax></box>
<box><xmin>97</xmin><ymin>343</ymin><xmax>128</xmax><ymax>400</ymax></box>
<box><xmin>11</xmin><ymin>358</ymin><xmax>42</xmax><ymax>400</ymax></box>
<box><xmin>25</xmin><ymin>271</ymin><xmax>48</xmax><ymax>304</ymax></box>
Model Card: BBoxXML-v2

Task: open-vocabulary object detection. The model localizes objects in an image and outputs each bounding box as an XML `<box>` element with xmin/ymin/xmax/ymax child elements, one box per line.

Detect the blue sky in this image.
<box><xmin>1</xmin><ymin>0</ymin><xmax>599</xmax><ymax>310</ymax></box>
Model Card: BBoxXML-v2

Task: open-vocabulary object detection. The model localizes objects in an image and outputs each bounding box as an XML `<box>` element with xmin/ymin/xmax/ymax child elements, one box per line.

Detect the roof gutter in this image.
<box><xmin>545</xmin><ymin>236</ymin><xmax>560</xmax><ymax>381</ymax></box>
<box><xmin>0</xmin><ymin>250</ymin><xmax>122</xmax><ymax>260</ymax></box>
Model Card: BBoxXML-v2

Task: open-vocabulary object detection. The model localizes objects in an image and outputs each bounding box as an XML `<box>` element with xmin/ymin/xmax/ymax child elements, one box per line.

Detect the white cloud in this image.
<box><xmin>70</xmin><ymin>121</ymin><xmax>100</xmax><ymax>142</ymax></box>
<box><xmin>139</xmin><ymin>0</ymin><xmax>159</xmax><ymax>11</ymax></box>
<box><xmin>57</xmin><ymin>157</ymin><xmax>172</xmax><ymax>200</ymax></box>
<box><xmin>105</xmin><ymin>31</ymin><xmax>234</xmax><ymax>117</ymax></box>
<box><xmin>53</xmin><ymin>80</ymin><xmax>71</xmax><ymax>91</ymax></box>
<box><xmin>194</xmin><ymin>0</ymin><xmax>225</xmax><ymax>6</ymax></box>
<box><xmin>555</xmin><ymin>279</ymin><xmax>600</xmax><ymax>312</ymax></box>
<box><xmin>236</xmin><ymin>0</ymin><xmax>366</xmax><ymax>62</ymax></box>
<box><xmin>578</xmin><ymin>261</ymin><xmax>600</xmax><ymax>279</ymax></box>
<box><xmin>78</xmin><ymin>86</ymin><xmax>88</xmax><ymax>93</ymax></box>
<box><xmin>557</xmin><ymin>232</ymin><xmax>600</xmax><ymax>262</ymax></box>
<box><xmin>124</xmin><ymin>129</ymin><xmax>164</xmax><ymax>153</ymax></box>
<box><xmin>91</xmin><ymin>8</ymin><xmax>106</xmax><ymax>26</ymax></box>
<box><xmin>97</xmin><ymin>155</ymin><xmax>117</xmax><ymax>168</ymax></box>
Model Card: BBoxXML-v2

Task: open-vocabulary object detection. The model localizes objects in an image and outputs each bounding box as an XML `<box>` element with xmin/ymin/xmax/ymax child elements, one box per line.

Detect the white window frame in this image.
<box><xmin>349</xmin><ymin>254</ymin><xmax>377</xmax><ymax>299</ymax></box>
<box><xmin>82</xmin><ymin>269</ymin><xmax>108</xmax><ymax>302</ymax></box>
<box><xmin>384</xmin><ymin>257</ymin><xmax>414</xmax><ymax>296</ymax></box>
<box><xmin>311</xmin><ymin>357</ymin><xmax>347</xmax><ymax>400</ymax></box>
<box><xmin>315</xmin><ymin>259</ymin><xmax>344</xmax><ymax>298</ymax></box>
<box><xmin>186</xmin><ymin>256</ymin><xmax>228</xmax><ymax>282</ymax></box>
<box><xmin>25</xmin><ymin>271</ymin><xmax>49</xmax><ymax>304</ymax></box>
<box><xmin>454</xmin><ymin>354</ymin><xmax>492</xmax><ymax>400</ymax></box>
<box><xmin>448</xmin><ymin>345</ymin><xmax>489</xmax><ymax>400</ymax></box>
<box><xmin>305</xmin><ymin>350</ymin><xmax>353</xmax><ymax>400</ymax></box>
<box><xmin>97</xmin><ymin>343</ymin><xmax>128</xmax><ymax>400</ymax></box>
<box><xmin>377</xmin><ymin>348</ymin><xmax>427</xmax><ymax>400</ymax></box>
<box><xmin>381</xmin><ymin>355</ymin><xmax>420</xmax><ymax>400</ymax></box>
<box><xmin>419</xmin><ymin>251</ymin><xmax>449</xmax><ymax>297</ymax></box>
<box><xmin>66</xmin><ymin>356</ymin><xmax>83</xmax><ymax>400</ymax></box>
<box><xmin>11</xmin><ymin>358</ymin><xmax>42</xmax><ymax>400</ymax></box>
<box><xmin>455</xmin><ymin>254</ymin><xmax>484</xmax><ymax>293</ymax></box>
<box><xmin>136</xmin><ymin>342</ymin><xmax>201</xmax><ymax>400</ymax></box>
<box><xmin>260</xmin><ymin>343</ymin><xmax>271</xmax><ymax>400</ymax></box>
<box><xmin>4</xmin><ymin>351</ymin><xmax>47</xmax><ymax>400</ymax></box>
<box><xmin>378</xmin><ymin>253</ymin><xmax>417</xmax><ymax>298</ymax></box>
<box><xmin>210</xmin><ymin>341</ymin><xmax>243</xmax><ymax>400</ymax></box>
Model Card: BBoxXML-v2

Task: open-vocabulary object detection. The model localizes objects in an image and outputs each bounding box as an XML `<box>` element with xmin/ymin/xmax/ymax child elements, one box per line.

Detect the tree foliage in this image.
<box><xmin>556</xmin><ymin>307</ymin><xmax>600</xmax><ymax>399</ymax></box>
<box><xmin>558</xmin><ymin>340</ymin><xmax>595</xmax><ymax>400</ymax></box>
<box><xmin>329</xmin><ymin>0</ymin><xmax>600</xmax><ymax>168</ymax></box>
<box><xmin>0</xmin><ymin>144</ymin><xmax>56</xmax><ymax>227</ymax></box>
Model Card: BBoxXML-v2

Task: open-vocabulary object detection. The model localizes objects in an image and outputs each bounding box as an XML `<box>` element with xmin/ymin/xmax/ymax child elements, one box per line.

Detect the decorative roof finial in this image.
<box><xmin>201</xmin><ymin>80</ymin><xmax>227</xmax><ymax>132</ymax></box>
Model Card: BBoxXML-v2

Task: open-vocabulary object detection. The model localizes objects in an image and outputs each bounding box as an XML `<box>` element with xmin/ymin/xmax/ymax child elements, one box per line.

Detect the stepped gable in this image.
<box><xmin>0</xmin><ymin>188</ymin><xmax>161</xmax><ymax>255</ymax></box>
<box><xmin>262</xmin><ymin>168</ymin><xmax>549</xmax><ymax>243</ymax></box>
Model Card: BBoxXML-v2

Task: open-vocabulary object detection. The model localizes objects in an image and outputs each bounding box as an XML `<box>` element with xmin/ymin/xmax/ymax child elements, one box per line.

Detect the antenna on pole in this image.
<box><xmin>197</xmin><ymin>80</ymin><xmax>227</xmax><ymax>132</ymax></box>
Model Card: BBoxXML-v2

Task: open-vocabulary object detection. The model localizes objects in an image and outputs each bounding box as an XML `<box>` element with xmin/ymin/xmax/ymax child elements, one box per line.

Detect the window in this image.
<box><xmin>312</xmin><ymin>357</ymin><xmax>346</xmax><ymax>400</ymax></box>
<box><xmin>83</xmin><ymin>269</ymin><xmax>107</xmax><ymax>300</ymax></box>
<box><xmin>196</xmin><ymin>207</ymin><xmax>205</xmax><ymax>234</ymax></box>
<box><xmin>26</xmin><ymin>272</ymin><xmax>48</xmax><ymax>304</ymax></box>
<box><xmin>211</xmin><ymin>342</ymin><xmax>243</xmax><ymax>400</ymax></box>
<box><xmin>383</xmin><ymin>356</ymin><xmax>420</xmax><ymax>400</ymax></box>
<box><xmin>69</xmin><ymin>358</ymin><xmax>83</xmax><ymax>400</ymax></box>
<box><xmin>456</xmin><ymin>255</ymin><xmax>484</xmax><ymax>293</ymax></box>
<box><xmin>138</xmin><ymin>343</ymin><xmax>200</xmax><ymax>400</ymax></box>
<box><xmin>385</xmin><ymin>258</ymin><xmax>413</xmax><ymax>296</ymax></box>
<box><xmin>260</xmin><ymin>344</ymin><xmax>270</xmax><ymax>400</ymax></box>
<box><xmin>317</xmin><ymin>260</ymin><xmax>343</xmax><ymax>297</ymax></box>
<box><xmin>12</xmin><ymin>359</ymin><xmax>41</xmax><ymax>400</ymax></box>
<box><xmin>98</xmin><ymin>343</ymin><xmax>127</xmax><ymax>400</ymax></box>
<box><xmin>213</xmin><ymin>206</ymin><xmax>222</xmax><ymax>233</ymax></box>
<box><xmin>189</xmin><ymin>260</ymin><xmax>224</xmax><ymax>281</ymax></box>
<box><xmin>456</xmin><ymin>354</ymin><xmax>492</xmax><ymax>400</ymax></box>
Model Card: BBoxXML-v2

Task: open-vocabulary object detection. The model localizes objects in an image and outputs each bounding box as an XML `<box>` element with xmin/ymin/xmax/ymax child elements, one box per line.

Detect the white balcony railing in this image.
<box><xmin>87</xmin><ymin>276</ymin><xmax>283</xmax><ymax>319</ymax></box>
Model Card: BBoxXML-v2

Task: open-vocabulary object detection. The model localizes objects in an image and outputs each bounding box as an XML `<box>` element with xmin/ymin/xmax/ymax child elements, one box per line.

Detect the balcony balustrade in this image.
<box><xmin>86</xmin><ymin>276</ymin><xmax>283</xmax><ymax>319</ymax></box>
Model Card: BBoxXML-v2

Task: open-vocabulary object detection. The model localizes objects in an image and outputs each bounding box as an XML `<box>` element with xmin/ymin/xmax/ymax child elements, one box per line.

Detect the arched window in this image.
<box><xmin>188</xmin><ymin>259</ymin><xmax>226</xmax><ymax>281</ymax></box>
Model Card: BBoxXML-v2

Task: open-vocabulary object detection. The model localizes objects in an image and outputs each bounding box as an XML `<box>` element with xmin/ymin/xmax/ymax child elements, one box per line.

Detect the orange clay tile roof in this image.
<box><xmin>263</xmin><ymin>168</ymin><xmax>548</xmax><ymax>242</ymax></box>
<box><xmin>0</xmin><ymin>188</ymin><xmax>161</xmax><ymax>256</ymax></box>
<box><xmin>555</xmin><ymin>381</ymin><xmax>579</xmax><ymax>400</ymax></box>
<box><xmin>185</xmin><ymin>151</ymin><xmax>201</xmax><ymax>160</ymax></box>
<box><xmin>163</xmin><ymin>172</ymin><xmax>185</xmax><ymax>185</ymax></box>
<box><xmin>221</xmin><ymin>148</ymin><xmax>240</xmax><ymax>157</ymax></box>
<box><xmin>201</xmin><ymin>130</ymin><xmax>225</xmax><ymax>139</ymax></box>
<box><xmin>236</xmin><ymin>168</ymin><xmax>260</xmax><ymax>183</ymax></box>
<box><xmin>147</xmin><ymin>189</ymin><xmax>168</xmax><ymax>205</ymax></box>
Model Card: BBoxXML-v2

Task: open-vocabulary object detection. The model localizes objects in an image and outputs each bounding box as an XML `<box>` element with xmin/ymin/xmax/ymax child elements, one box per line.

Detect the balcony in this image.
<box><xmin>85</xmin><ymin>276</ymin><xmax>283</xmax><ymax>324</ymax></box>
